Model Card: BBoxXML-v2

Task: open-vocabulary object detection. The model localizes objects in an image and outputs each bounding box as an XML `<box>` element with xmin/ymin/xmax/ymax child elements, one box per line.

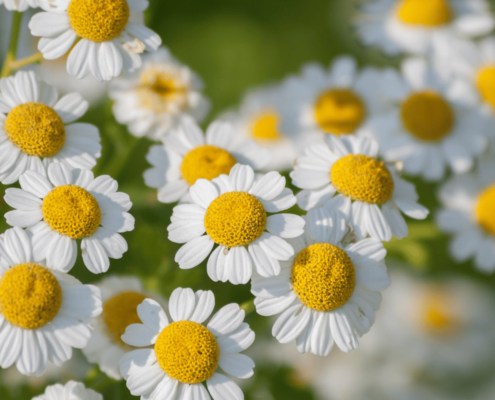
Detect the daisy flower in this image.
<box><xmin>29</xmin><ymin>0</ymin><xmax>162</xmax><ymax>81</ymax></box>
<box><xmin>144</xmin><ymin>116</ymin><xmax>271</xmax><ymax>204</ymax></box>
<box><xmin>369</xmin><ymin>58</ymin><xmax>488</xmax><ymax>181</ymax></box>
<box><xmin>0</xmin><ymin>0</ymin><xmax>37</xmax><ymax>11</ymax></box>
<box><xmin>251</xmin><ymin>209</ymin><xmax>390</xmax><ymax>355</ymax></box>
<box><xmin>33</xmin><ymin>381</ymin><xmax>102</xmax><ymax>400</ymax></box>
<box><xmin>354</xmin><ymin>0</ymin><xmax>495</xmax><ymax>56</ymax></box>
<box><xmin>120</xmin><ymin>288</ymin><xmax>255</xmax><ymax>400</ymax></box>
<box><xmin>291</xmin><ymin>134</ymin><xmax>428</xmax><ymax>242</ymax></box>
<box><xmin>0</xmin><ymin>70</ymin><xmax>101</xmax><ymax>185</ymax></box>
<box><xmin>82</xmin><ymin>275</ymin><xmax>166</xmax><ymax>380</ymax></box>
<box><xmin>110</xmin><ymin>46</ymin><xmax>210</xmax><ymax>141</ymax></box>
<box><xmin>0</xmin><ymin>227</ymin><xmax>102</xmax><ymax>377</ymax></box>
<box><xmin>4</xmin><ymin>163</ymin><xmax>134</xmax><ymax>274</ymax></box>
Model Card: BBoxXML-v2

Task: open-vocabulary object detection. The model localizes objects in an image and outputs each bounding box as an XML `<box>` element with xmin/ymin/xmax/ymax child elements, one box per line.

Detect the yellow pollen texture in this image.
<box><xmin>476</xmin><ymin>185</ymin><xmax>495</xmax><ymax>236</ymax></box>
<box><xmin>181</xmin><ymin>145</ymin><xmax>237</xmax><ymax>186</ymax></box>
<box><xmin>0</xmin><ymin>263</ymin><xmax>62</xmax><ymax>329</ymax></box>
<box><xmin>291</xmin><ymin>244</ymin><xmax>355</xmax><ymax>312</ymax></box>
<box><xmin>252</xmin><ymin>112</ymin><xmax>282</xmax><ymax>141</ymax></box>
<box><xmin>331</xmin><ymin>154</ymin><xmax>394</xmax><ymax>204</ymax></box>
<box><xmin>42</xmin><ymin>185</ymin><xmax>101</xmax><ymax>239</ymax></box>
<box><xmin>314</xmin><ymin>89</ymin><xmax>366</xmax><ymax>135</ymax></box>
<box><xmin>205</xmin><ymin>191</ymin><xmax>266</xmax><ymax>248</ymax></box>
<box><xmin>155</xmin><ymin>321</ymin><xmax>219</xmax><ymax>384</ymax></box>
<box><xmin>401</xmin><ymin>91</ymin><xmax>455</xmax><ymax>141</ymax></box>
<box><xmin>102</xmin><ymin>291</ymin><xmax>147</xmax><ymax>345</ymax></box>
<box><xmin>68</xmin><ymin>0</ymin><xmax>130</xmax><ymax>42</ymax></box>
<box><xmin>5</xmin><ymin>102</ymin><xmax>66</xmax><ymax>157</ymax></box>
<box><xmin>476</xmin><ymin>66</ymin><xmax>495</xmax><ymax>111</ymax></box>
<box><xmin>398</xmin><ymin>0</ymin><xmax>452</xmax><ymax>26</ymax></box>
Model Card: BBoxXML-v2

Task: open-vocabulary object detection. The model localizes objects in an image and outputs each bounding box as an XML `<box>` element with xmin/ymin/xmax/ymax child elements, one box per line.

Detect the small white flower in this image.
<box><xmin>291</xmin><ymin>134</ymin><xmax>428</xmax><ymax>241</ymax></box>
<box><xmin>110</xmin><ymin>46</ymin><xmax>210</xmax><ymax>141</ymax></box>
<box><xmin>0</xmin><ymin>0</ymin><xmax>37</xmax><ymax>11</ymax></box>
<box><xmin>4</xmin><ymin>163</ymin><xmax>135</xmax><ymax>274</ymax></box>
<box><xmin>33</xmin><ymin>381</ymin><xmax>102</xmax><ymax>400</ymax></box>
<box><xmin>168</xmin><ymin>164</ymin><xmax>305</xmax><ymax>284</ymax></box>
<box><xmin>0</xmin><ymin>71</ymin><xmax>101</xmax><ymax>185</ymax></box>
<box><xmin>120</xmin><ymin>288</ymin><xmax>255</xmax><ymax>400</ymax></box>
<box><xmin>0</xmin><ymin>227</ymin><xmax>102</xmax><ymax>377</ymax></box>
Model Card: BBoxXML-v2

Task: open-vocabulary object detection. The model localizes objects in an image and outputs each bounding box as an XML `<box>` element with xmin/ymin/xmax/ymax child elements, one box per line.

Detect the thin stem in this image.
<box><xmin>240</xmin><ymin>298</ymin><xmax>255</xmax><ymax>315</ymax></box>
<box><xmin>9</xmin><ymin>52</ymin><xmax>43</xmax><ymax>71</ymax></box>
<box><xmin>1</xmin><ymin>12</ymin><xmax>23</xmax><ymax>78</ymax></box>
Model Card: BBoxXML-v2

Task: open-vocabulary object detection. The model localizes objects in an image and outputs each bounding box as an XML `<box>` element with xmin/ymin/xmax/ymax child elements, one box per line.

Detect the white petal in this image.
<box><xmin>54</xmin><ymin>92</ymin><xmax>89</xmax><ymax>124</ymax></box>
<box><xmin>248</xmin><ymin>241</ymin><xmax>280</xmax><ymax>277</ymax></box>
<box><xmin>272</xmin><ymin>303</ymin><xmax>311</xmax><ymax>344</ymax></box>
<box><xmin>81</xmin><ymin>237</ymin><xmax>109</xmax><ymax>274</ymax></box>
<box><xmin>310</xmin><ymin>311</ymin><xmax>334</xmax><ymax>356</ymax></box>
<box><xmin>218</xmin><ymin>353</ymin><xmax>254</xmax><ymax>379</ymax></box>
<box><xmin>38</xmin><ymin>29</ymin><xmax>77</xmax><ymax>60</ymax></box>
<box><xmin>169</xmin><ymin>287</ymin><xmax>196</xmax><ymax>322</ymax></box>
<box><xmin>257</xmin><ymin>232</ymin><xmax>294</xmax><ymax>261</ymax></box>
<box><xmin>329</xmin><ymin>309</ymin><xmax>358</xmax><ymax>353</ymax></box>
<box><xmin>4</xmin><ymin>188</ymin><xmax>42</xmax><ymax>210</ymax></box>
<box><xmin>250</xmin><ymin>172</ymin><xmax>285</xmax><ymax>201</ymax></box>
<box><xmin>393</xmin><ymin>198</ymin><xmax>429</xmax><ymax>220</ymax></box>
<box><xmin>356</xmin><ymin>263</ymin><xmax>390</xmax><ymax>291</ymax></box>
<box><xmin>254</xmin><ymin>292</ymin><xmax>297</xmax><ymax>316</ymax></box>
<box><xmin>190</xmin><ymin>179</ymin><xmax>218</xmax><ymax>209</ymax></box>
<box><xmin>216</xmin><ymin>323</ymin><xmax>255</xmax><ymax>354</ymax></box>
<box><xmin>175</xmin><ymin>236</ymin><xmax>214</xmax><ymax>270</ymax></box>
<box><xmin>207</xmin><ymin>304</ymin><xmax>244</xmax><ymax>337</ymax></box>
<box><xmin>207</xmin><ymin>373</ymin><xmax>243</xmax><ymax>400</ymax></box>
<box><xmin>122</xmin><ymin>324</ymin><xmax>158</xmax><ymax>347</ymax></box>
<box><xmin>137</xmin><ymin>299</ymin><xmax>169</xmax><ymax>333</ymax></box>
<box><xmin>229</xmin><ymin>164</ymin><xmax>254</xmax><ymax>192</ymax></box>
<box><xmin>4</xmin><ymin>227</ymin><xmax>32</xmax><ymax>264</ymax></box>
<box><xmin>189</xmin><ymin>290</ymin><xmax>215</xmax><ymax>323</ymax></box>
<box><xmin>266</xmin><ymin>214</ymin><xmax>305</xmax><ymax>239</ymax></box>
<box><xmin>364</xmin><ymin>204</ymin><xmax>392</xmax><ymax>242</ymax></box>
<box><xmin>227</xmin><ymin>246</ymin><xmax>252</xmax><ymax>285</ymax></box>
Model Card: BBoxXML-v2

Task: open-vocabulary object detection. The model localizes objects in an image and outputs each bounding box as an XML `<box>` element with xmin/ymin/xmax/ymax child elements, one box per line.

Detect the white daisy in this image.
<box><xmin>110</xmin><ymin>46</ymin><xmax>210</xmax><ymax>141</ymax></box>
<box><xmin>0</xmin><ymin>0</ymin><xmax>37</xmax><ymax>11</ymax></box>
<box><xmin>251</xmin><ymin>209</ymin><xmax>390</xmax><ymax>355</ymax></box>
<box><xmin>0</xmin><ymin>70</ymin><xmax>101</xmax><ymax>185</ymax></box>
<box><xmin>369</xmin><ymin>57</ymin><xmax>488</xmax><ymax>181</ymax></box>
<box><xmin>291</xmin><ymin>134</ymin><xmax>429</xmax><ymax>242</ymax></box>
<box><xmin>0</xmin><ymin>227</ymin><xmax>102</xmax><ymax>377</ymax></box>
<box><xmin>33</xmin><ymin>381</ymin><xmax>102</xmax><ymax>400</ymax></box>
<box><xmin>144</xmin><ymin>116</ymin><xmax>271</xmax><ymax>204</ymax></box>
<box><xmin>4</xmin><ymin>162</ymin><xmax>135</xmax><ymax>274</ymax></box>
<box><xmin>29</xmin><ymin>0</ymin><xmax>162</xmax><ymax>81</ymax></box>
<box><xmin>354</xmin><ymin>0</ymin><xmax>495</xmax><ymax>56</ymax></box>
<box><xmin>168</xmin><ymin>163</ymin><xmax>305</xmax><ymax>284</ymax></box>
<box><xmin>82</xmin><ymin>275</ymin><xmax>166</xmax><ymax>380</ymax></box>
<box><xmin>120</xmin><ymin>288</ymin><xmax>255</xmax><ymax>400</ymax></box>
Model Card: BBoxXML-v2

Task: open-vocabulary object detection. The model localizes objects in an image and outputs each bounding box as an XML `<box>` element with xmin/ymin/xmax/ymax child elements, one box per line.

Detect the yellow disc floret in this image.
<box><xmin>68</xmin><ymin>0</ymin><xmax>130</xmax><ymax>43</ymax></box>
<box><xmin>398</xmin><ymin>0</ymin><xmax>452</xmax><ymax>27</ymax></box>
<box><xmin>291</xmin><ymin>243</ymin><xmax>355</xmax><ymax>312</ymax></box>
<box><xmin>476</xmin><ymin>185</ymin><xmax>495</xmax><ymax>236</ymax></box>
<box><xmin>102</xmin><ymin>291</ymin><xmax>147</xmax><ymax>346</ymax></box>
<box><xmin>314</xmin><ymin>89</ymin><xmax>366</xmax><ymax>135</ymax></box>
<box><xmin>251</xmin><ymin>112</ymin><xmax>282</xmax><ymax>141</ymax></box>
<box><xmin>5</xmin><ymin>102</ymin><xmax>66</xmax><ymax>157</ymax></box>
<box><xmin>0</xmin><ymin>263</ymin><xmax>62</xmax><ymax>329</ymax></box>
<box><xmin>476</xmin><ymin>66</ymin><xmax>495</xmax><ymax>111</ymax></box>
<box><xmin>205</xmin><ymin>191</ymin><xmax>266</xmax><ymax>248</ymax></box>
<box><xmin>421</xmin><ymin>293</ymin><xmax>458</xmax><ymax>335</ymax></box>
<box><xmin>401</xmin><ymin>91</ymin><xmax>455</xmax><ymax>141</ymax></box>
<box><xmin>42</xmin><ymin>185</ymin><xmax>101</xmax><ymax>239</ymax></box>
<box><xmin>155</xmin><ymin>320</ymin><xmax>219</xmax><ymax>384</ymax></box>
<box><xmin>181</xmin><ymin>145</ymin><xmax>237</xmax><ymax>186</ymax></box>
<box><xmin>331</xmin><ymin>154</ymin><xmax>394</xmax><ymax>204</ymax></box>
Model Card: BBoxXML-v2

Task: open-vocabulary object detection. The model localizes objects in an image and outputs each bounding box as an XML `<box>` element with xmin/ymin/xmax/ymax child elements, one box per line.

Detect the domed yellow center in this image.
<box><xmin>251</xmin><ymin>112</ymin><xmax>282</xmax><ymax>141</ymax></box>
<box><xmin>398</xmin><ymin>0</ymin><xmax>452</xmax><ymax>27</ymax></box>
<box><xmin>68</xmin><ymin>0</ymin><xmax>130</xmax><ymax>42</ymax></box>
<box><xmin>42</xmin><ymin>185</ymin><xmax>101</xmax><ymax>239</ymax></box>
<box><xmin>401</xmin><ymin>91</ymin><xmax>454</xmax><ymax>142</ymax></box>
<box><xmin>314</xmin><ymin>89</ymin><xmax>366</xmax><ymax>135</ymax></box>
<box><xmin>331</xmin><ymin>154</ymin><xmax>394</xmax><ymax>204</ymax></box>
<box><xmin>181</xmin><ymin>145</ymin><xmax>237</xmax><ymax>186</ymax></box>
<box><xmin>155</xmin><ymin>320</ymin><xmax>219</xmax><ymax>384</ymax></box>
<box><xmin>476</xmin><ymin>185</ymin><xmax>495</xmax><ymax>236</ymax></box>
<box><xmin>0</xmin><ymin>263</ymin><xmax>62</xmax><ymax>330</ymax></box>
<box><xmin>476</xmin><ymin>66</ymin><xmax>495</xmax><ymax>111</ymax></box>
<box><xmin>205</xmin><ymin>191</ymin><xmax>266</xmax><ymax>248</ymax></box>
<box><xmin>5</xmin><ymin>102</ymin><xmax>66</xmax><ymax>157</ymax></box>
<box><xmin>102</xmin><ymin>291</ymin><xmax>147</xmax><ymax>346</ymax></box>
<box><xmin>291</xmin><ymin>244</ymin><xmax>355</xmax><ymax>312</ymax></box>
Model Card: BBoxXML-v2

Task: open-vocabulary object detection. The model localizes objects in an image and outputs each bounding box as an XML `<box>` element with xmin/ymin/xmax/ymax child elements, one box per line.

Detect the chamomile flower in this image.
<box><xmin>0</xmin><ymin>71</ymin><xmax>101</xmax><ymax>185</ymax></box>
<box><xmin>251</xmin><ymin>210</ymin><xmax>390</xmax><ymax>355</ymax></box>
<box><xmin>4</xmin><ymin>163</ymin><xmax>134</xmax><ymax>274</ymax></box>
<box><xmin>82</xmin><ymin>275</ymin><xmax>166</xmax><ymax>380</ymax></box>
<box><xmin>0</xmin><ymin>227</ymin><xmax>102</xmax><ymax>377</ymax></box>
<box><xmin>370</xmin><ymin>58</ymin><xmax>488</xmax><ymax>181</ymax></box>
<box><xmin>120</xmin><ymin>288</ymin><xmax>255</xmax><ymax>400</ymax></box>
<box><xmin>29</xmin><ymin>0</ymin><xmax>162</xmax><ymax>81</ymax></box>
<box><xmin>168</xmin><ymin>163</ymin><xmax>305</xmax><ymax>284</ymax></box>
<box><xmin>110</xmin><ymin>46</ymin><xmax>210</xmax><ymax>141</ymax></box>
<box><xmin>354</xmin><ymin>0</ymin><xmax>495</xmax><ymax>56</ymax></box>
<box><xmin>0</xmin><ymin>0</ymin><xmax>37</xmax><ymax>11</ymax></box>
<box><xmin>144</xmin><ymin>117</ymin><xmax>270</xmax><ymax>204</ymax></box>
<box><xmin>33</xmin><ymin>381</ymin><xmax>102</xmax><ymax>400</ymax></box>
<box><xmin>291</xmin><ymin>134</ymin><xmax>429</xmax><ymax>241</ymax></box>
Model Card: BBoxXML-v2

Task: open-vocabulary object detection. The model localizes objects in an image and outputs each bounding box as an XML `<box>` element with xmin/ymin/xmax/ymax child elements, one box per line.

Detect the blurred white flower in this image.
<box><xmin>0</xmin><ymin>0</ymin><xmax>37</xmax><ymax>12</ymax></box>
<box><xmin>33</xmin><ymin>381</ymin><xmax>102</xmax><ymax>400</ymax></box>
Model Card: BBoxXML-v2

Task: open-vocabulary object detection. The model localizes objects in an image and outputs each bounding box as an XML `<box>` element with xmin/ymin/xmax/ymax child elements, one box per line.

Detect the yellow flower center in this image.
<box><xmin>314</xmin><ymin>89</ymin><xmax>366</xmax><ymax>135</ymax></box>
<box><xmin>204</xmin><ymin>191</ymin><xmax>266</xmax><ymax>248</ymax></box>
<box><xmin>422</xmin><ymin>293</ymin><xmax>458</xmax><ymax>335</ymax></box>
<box><xmin>291</xmin><ymin>244</ymin><xmax>355</xmax><ymax>312</ymax></box>
<box><xmin>331</xmin><ymin>154</ymin><xmax>394</xmax><ymax>204</ymax></box>
<box><xmin>102</xmin><ymin>291</ymin><xmax>147</xmax><ymax>346</ymax></box>
<box><xmin>181</xmin><ymin>145</ymin><xmax>237</xmax><ymax>186</ymax></box>
<box><xmin>68</xmin><ymin>0</ymin><xmax>130</xmax><ymax>43</ymax></box>
<box><xmin>476</xmin><ymin>66</ymin><xmax>495</xmax><ymax>111</ymax></box>
<box><xmin>0</xmin><ymin>263</ymin><xmax>62</xmax><ymax>330</ymax></box>
<box><xmin>155</xmin><ymin>320</ymin><xmax>219</xmax><ymax>384</ymax></box>
<box><xmin>398</xmin><ymin>0</ymin><xmax>452</xmax><ymax>27</ymax></box>
<box><xmin>401</xmin><ymin>91</ymin><xmax>454</xmax><ymax>142</ymax></box>
<box><xmin>476</xmin><ymin>185</ymin><xmax>495</xmax><ymax>236</ymax></box>
<box><xmin>4</xmin><ymin>102</ymin><xmax>66</xmax><ymax>157</ymax></box>
<box><xmin>42</xmin><ymin>185</ymin><xmax>101</xmax><ymax>239</ymax></box>
<box><xmin>251</xmin><ymin>112</ymin><xmax>282</xmax><ymax>141</ymax></box>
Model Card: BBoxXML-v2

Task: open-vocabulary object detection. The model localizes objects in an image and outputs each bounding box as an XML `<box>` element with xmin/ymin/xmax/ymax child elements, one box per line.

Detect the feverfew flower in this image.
<box><xmin>33</xmin><ymin>381</ymin><xmax>102</xmax><ymax>400</ymax></box>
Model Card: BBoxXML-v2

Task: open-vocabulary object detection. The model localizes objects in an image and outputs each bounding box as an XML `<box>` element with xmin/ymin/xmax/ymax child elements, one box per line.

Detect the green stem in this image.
<box><xmin>9</xmin><ymin>52</ymin><xmax>43</xmax><ymax>71</ymax></box>
<box><xmin>1</xmin><ymin>12</ymin><xmax>23</xmax><ymax>78</ymax></box>
<box><xmin>240</xmin><ymin>298</ymin><xmax>255</xmax><ymax>315</ymax></box>
<box><xmin>105</xmin><ymin>135</ymin><xmax>141</xmax><ymax>180</ymax></box>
